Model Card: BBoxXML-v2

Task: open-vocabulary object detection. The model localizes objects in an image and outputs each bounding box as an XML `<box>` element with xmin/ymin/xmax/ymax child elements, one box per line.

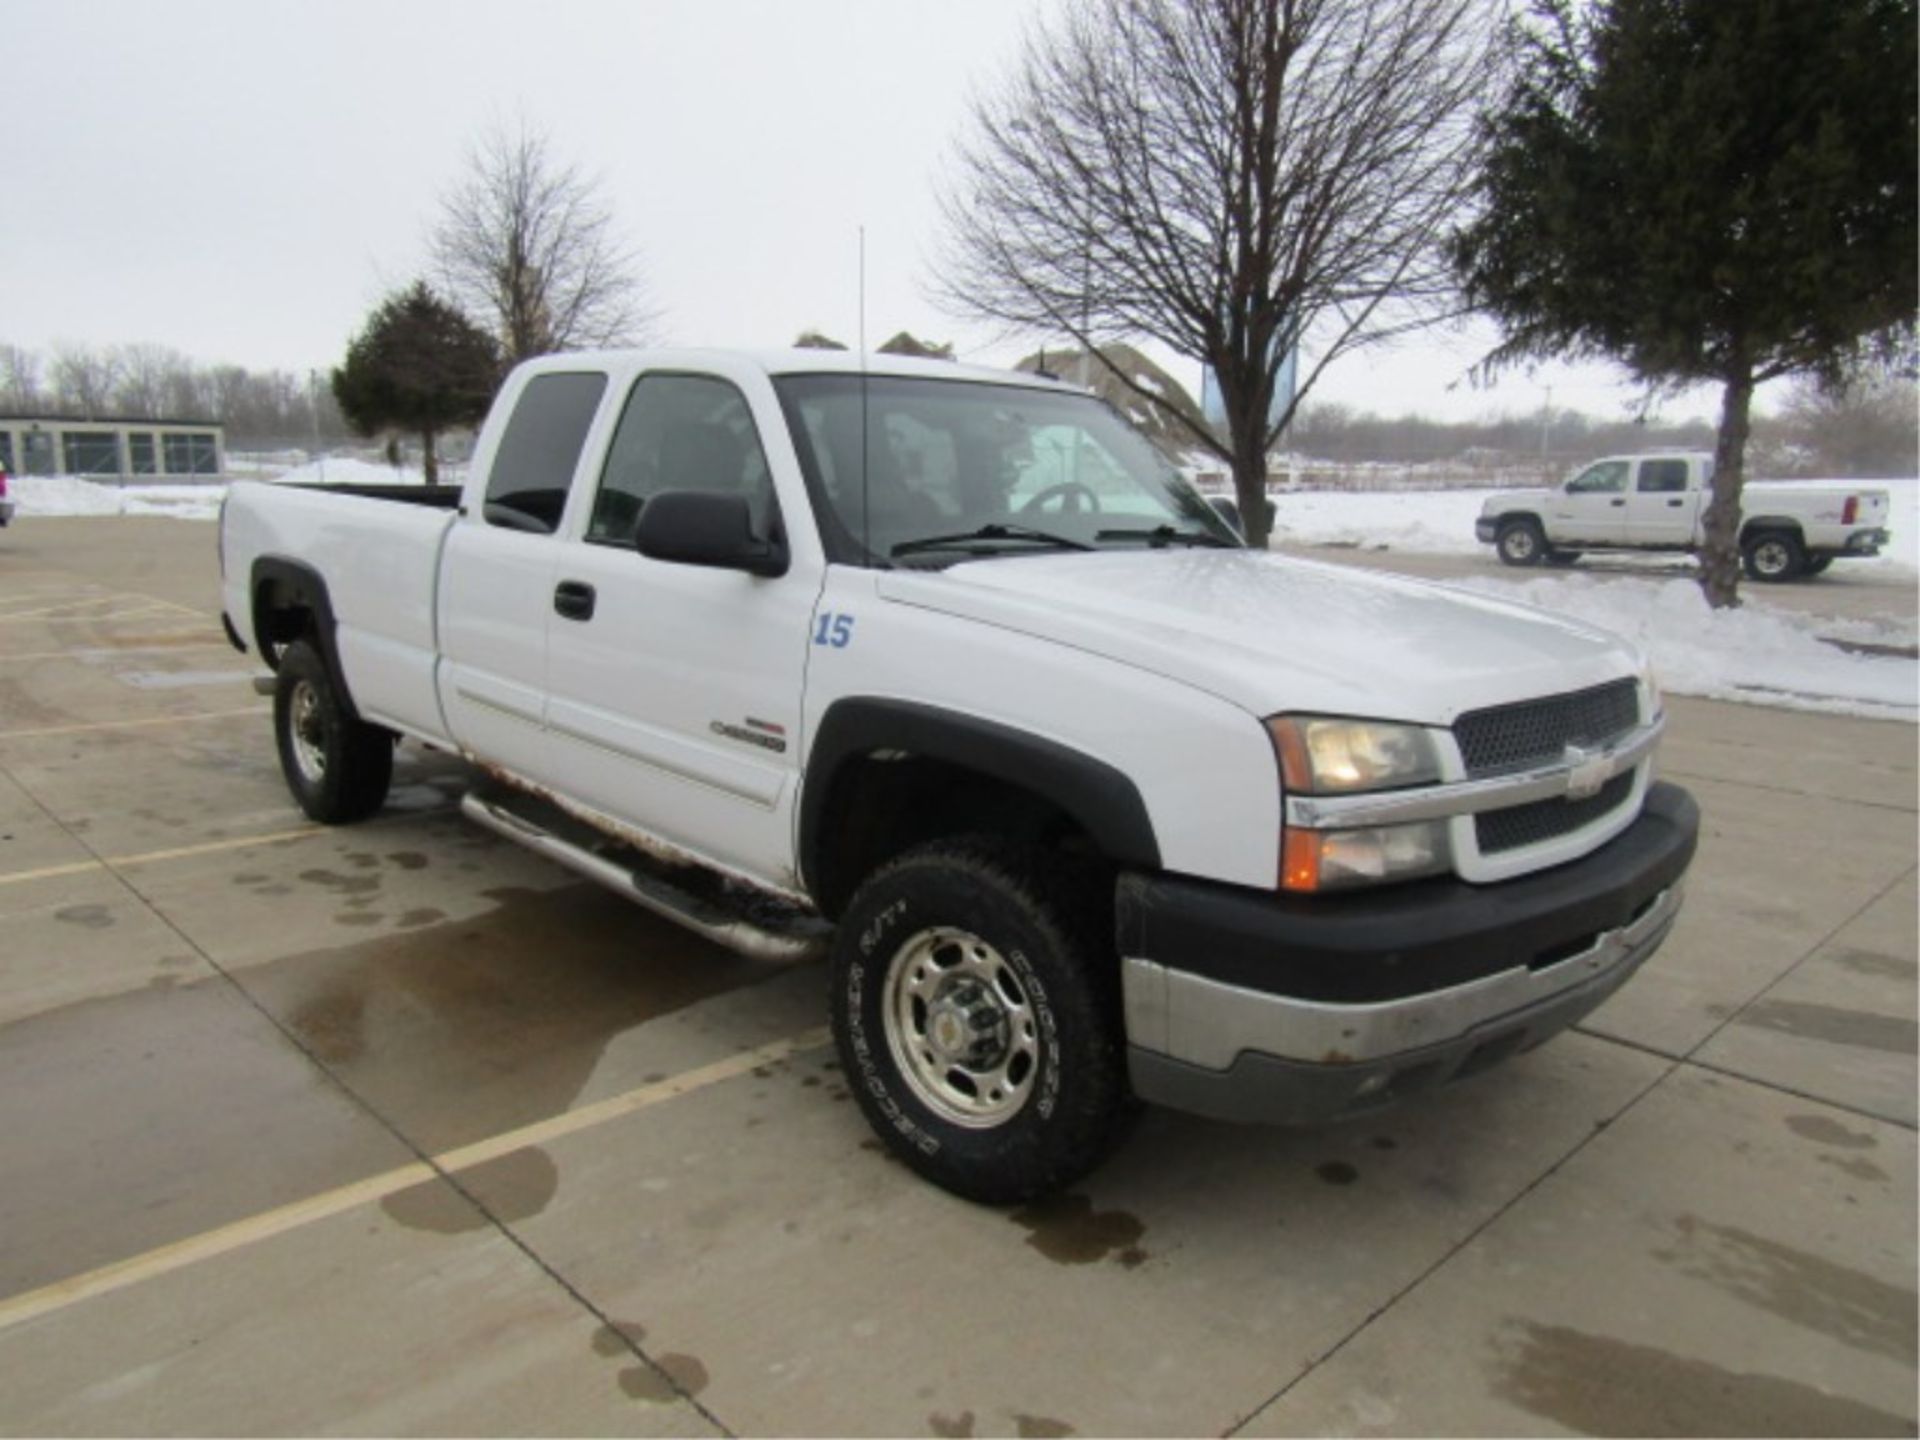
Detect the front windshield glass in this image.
<box><xmin>772</xmin><ymin>374</ymin><xmax>1238</xmax><ymax>566</ymax></box>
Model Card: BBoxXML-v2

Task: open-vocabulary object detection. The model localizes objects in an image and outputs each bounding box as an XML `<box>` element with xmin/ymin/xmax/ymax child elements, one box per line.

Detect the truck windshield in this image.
<box><xmin>772</xmin><ymin>374</ymin><xmax>1237</xmax><ymax>566</ymax></box>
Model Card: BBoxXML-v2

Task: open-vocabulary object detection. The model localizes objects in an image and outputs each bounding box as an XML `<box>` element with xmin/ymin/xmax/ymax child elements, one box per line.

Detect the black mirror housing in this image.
<box><xmin>634</xmin><ymin>490</ymin><xmax>788</xmax><ymax>578</ymax></box>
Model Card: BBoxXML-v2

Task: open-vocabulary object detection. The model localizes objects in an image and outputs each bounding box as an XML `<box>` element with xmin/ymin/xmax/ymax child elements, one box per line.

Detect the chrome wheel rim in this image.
<box><xmin>883</xmin><ymin>926</ymin><xmax>1040</xmax><ymax>1128</ymax></box>
<box><xmin>288</xmin><ymin>680</ymin><xmax>328</xmax><ymax>785</ymax></box>
<box><xmin>1753</xmin><ymin>540</ymin><xmax>1790</xmax><ymax>575</ymax></box>
<box><xmin>1503</xmin><ymin>528</ymin><xmax>1537</xmax><ymax>561</ymax></box>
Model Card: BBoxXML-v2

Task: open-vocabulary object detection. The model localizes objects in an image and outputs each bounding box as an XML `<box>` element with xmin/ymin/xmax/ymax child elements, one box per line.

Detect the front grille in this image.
<box><xmin>1476</xmin><ymin>772</ymin><xmax>1635</xmax><ymax>854</ymax></box>
<box><xmin>1455</xmin><ymin>679</ymin><xmax>1639</xmax><ymax>777</ymax></box>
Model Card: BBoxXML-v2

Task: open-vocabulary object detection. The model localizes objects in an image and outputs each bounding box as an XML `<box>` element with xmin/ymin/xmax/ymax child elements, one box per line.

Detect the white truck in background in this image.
<box><xmin>219</xmin><ymin>349</ymin><xmax>1698</xmax><ymax>1203</ymax></box>
<box><xmin>1476</xmin><ymin>452</ymin><xmax>1891</xmax><ymax>580</ymax></box>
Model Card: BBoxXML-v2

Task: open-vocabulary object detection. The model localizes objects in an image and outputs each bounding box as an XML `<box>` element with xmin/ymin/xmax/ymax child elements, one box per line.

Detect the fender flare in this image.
<box><xmin>798</xmin><ymin>697</ymin><xmax>1161</xmax><ymax>899</ymax></box>
<box><xmin>250</xmin><ymin>557</ymin><xmax>360</xmax><ymax>720</ymax></box>
<box><xmin>1738</xmin><ymin>515</ymin><xmax>1805</xmax><ymax>544</ymax></box>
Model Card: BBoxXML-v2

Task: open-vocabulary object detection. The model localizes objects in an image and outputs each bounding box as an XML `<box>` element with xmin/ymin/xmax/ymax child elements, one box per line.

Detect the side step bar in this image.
<box><xmin>460</xmin><ymin>789</ymin><xmax>831</xmax><ymax>965</ymax></box>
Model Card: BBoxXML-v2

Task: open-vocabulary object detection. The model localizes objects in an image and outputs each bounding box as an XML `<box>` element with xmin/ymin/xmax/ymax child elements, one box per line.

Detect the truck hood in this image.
<box><xmin>876</xmin><ymin>549</ymin><xmax>1641</xmax><ymax>723</ymax></box>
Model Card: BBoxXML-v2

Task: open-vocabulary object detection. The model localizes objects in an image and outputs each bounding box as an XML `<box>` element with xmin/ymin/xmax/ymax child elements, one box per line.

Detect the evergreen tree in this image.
<box><xmin>1452</xmin><ymin>0</ymin><xmax>1917</xmax><ymax>606</ymax></box>
<box><xmin>332</xmin><ymin>283</ymin><xmax>500</xmax><ymax>484</ymax></box>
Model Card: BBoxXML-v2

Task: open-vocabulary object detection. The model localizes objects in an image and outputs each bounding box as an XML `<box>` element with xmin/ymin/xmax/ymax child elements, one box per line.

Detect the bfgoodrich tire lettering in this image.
<box><xmin>832</xmin><ymin>837</ymin><xmax>1133</xmax><ymax>1204</ymax></box>
<box><xmin>273</xmin><ymin>639</ymin><xmax>394</xmax><ymax>823</ymax></box>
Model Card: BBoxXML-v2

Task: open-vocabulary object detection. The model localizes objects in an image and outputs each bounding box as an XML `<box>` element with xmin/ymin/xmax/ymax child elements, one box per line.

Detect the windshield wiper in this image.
<box><xmin>891</xmin><ymin>524</ymin><xmax>1094</xmax><ymax>558</ymax></box>
<box><xmin>1094</xmin><ymin>524</ymin><xmax>1237</xmax><ymax>548</ymax></box>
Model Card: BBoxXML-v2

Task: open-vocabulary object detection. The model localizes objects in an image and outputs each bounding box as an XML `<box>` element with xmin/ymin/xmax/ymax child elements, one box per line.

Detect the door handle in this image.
<box><xmin>1667</xmin><ymin>498</ymin><xmax>1684</xmax><ymax>507</ymax></box>
<box><xmin>1609</xmin><ymin>498</ymin><xmax>1625</xmax><ymax>507</ymax></box>
<box><xmin>554</xmin><ymin>581</ymin><xmax>596</xmax><ymax>621</ymax></box>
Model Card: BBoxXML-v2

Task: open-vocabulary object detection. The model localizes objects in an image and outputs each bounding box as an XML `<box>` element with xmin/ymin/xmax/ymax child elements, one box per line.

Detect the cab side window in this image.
<box><xmin>1637</xmin><ymin>459</ymin><xmax>1689</xmax><ymax>493</ymax></box>
<box><xmin>589</xmin><ymin>374</ymin><xmax>778</xmax><ymax>545</ymax></box>
<box><xmin>484</xmin><ymin>372</ymin><xmax>608</xmax><ymax>535</ymax></box>
<box><xmin>1567</xmin><ymin>460</ymin><xmax>1630</xmax><ymax>494</ymax></box>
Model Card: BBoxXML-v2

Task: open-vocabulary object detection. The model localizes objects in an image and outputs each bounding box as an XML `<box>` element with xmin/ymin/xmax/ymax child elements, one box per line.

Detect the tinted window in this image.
<box><xmin>589</xmin><ymin>374</ymin><xmax>777</xmax><ymax>545</ymax></box>
<box><xmin>1568</xmin><ymin>460</ymin><xmax>1629</xmax><ymax>494</ymax></box>
<box><xmin>1638</xmin><ymin>459</ymin><xmax>1689</xmax><ymax>493</ymax></box>
<box><xmin>485</xmin><ymin>372</ymin><xmax>608</xmax><ymax>535</ymax></box>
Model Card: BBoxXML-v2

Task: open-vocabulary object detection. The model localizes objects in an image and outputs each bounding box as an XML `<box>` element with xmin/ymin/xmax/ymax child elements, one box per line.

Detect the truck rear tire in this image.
<box><xmin>831</xmin><ymin>837</ymin><xmax>1133</xmax><ymax>1205</ymax></box>
<box><xmin>273</xmin><ymin>640</ymin><xmax>394</xmax><ymax>824</ymax></box>
<box><xmin>1496</xmin><ymin>518</ymin><xmax>1546</xmax><ymax>567</ymax></box>
<box><xmin>1742</xmin><ymin>531</ymin><xmax>1806</xmax><ymax>582</ymax></box>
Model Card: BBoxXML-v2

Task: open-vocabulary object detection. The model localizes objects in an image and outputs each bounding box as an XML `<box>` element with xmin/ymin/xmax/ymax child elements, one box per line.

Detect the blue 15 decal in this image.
<box><xmin>812</xmin><ymin>612</ymin><xmax>855</xmax><ymax>648</ymax></box>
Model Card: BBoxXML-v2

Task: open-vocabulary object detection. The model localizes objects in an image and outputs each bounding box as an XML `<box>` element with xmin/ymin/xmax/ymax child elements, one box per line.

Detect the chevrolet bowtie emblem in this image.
<box><xmin>1563</xmin><ymin>744</ymin><xmax>1612</xmax><ymax>800</ymax></box>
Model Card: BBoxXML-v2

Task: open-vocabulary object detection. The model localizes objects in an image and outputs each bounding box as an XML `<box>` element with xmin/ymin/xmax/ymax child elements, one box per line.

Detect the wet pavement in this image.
<box><xmin>0</xmin><ymin>516</ymin><xmax>1913</xmax><ymax>1436</ymax></box>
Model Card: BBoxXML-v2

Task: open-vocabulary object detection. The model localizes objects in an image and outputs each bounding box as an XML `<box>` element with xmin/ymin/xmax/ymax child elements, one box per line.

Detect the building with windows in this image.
<box><xmin>0</xmin><ymin>417</ymin><xmax>224</xmax><ymax>479</ymax></box>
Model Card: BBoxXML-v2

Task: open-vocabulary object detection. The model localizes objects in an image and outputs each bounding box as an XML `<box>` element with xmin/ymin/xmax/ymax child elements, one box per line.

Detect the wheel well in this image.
<box><xmin>807</xmin><ymin>754</ymin><xmax>1103</xmax><ymax>919</ymax></box>
<box><xmin>1496</xmin><ymin>513</ymin><xmax>1542</xmax><ymax>532</ymax></box>
<box><xmin>1739</xmin><ymin>518</ymin><xmax>1804</xmax><ymax>546</ymax></box>
<box><xmin>249</xmin><ymin>558</ymin><xmax>360</xmax><ymax>719</ymax></box>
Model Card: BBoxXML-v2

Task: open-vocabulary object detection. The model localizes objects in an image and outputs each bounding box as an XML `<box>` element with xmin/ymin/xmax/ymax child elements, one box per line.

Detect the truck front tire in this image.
<box><xmin>273</xmin><ymin>640</ymin><xmax>394</xmax><ymax>823</ymax></box>
<box><xmin>831</xmin><ymin>838</ymin><xmax>1133</xmax><ymax>1204</ymax></box>
<box><xmin>1496</xmin><ymin>518</ymin><xmax>1546</xmax><ymax>566</ymax></box>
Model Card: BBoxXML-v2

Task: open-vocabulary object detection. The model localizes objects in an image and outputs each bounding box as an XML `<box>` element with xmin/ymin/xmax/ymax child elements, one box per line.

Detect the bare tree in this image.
<box><xmin>432</xmin><ymin>120</ymin><xmax>656</xmax><ymax>365</ymax></box>
<box><xmin>0</xmin><ymin>345</ymin><xmax>44</xmax><ymax>412</ymax></box>
<box><xmin>936</xmin><ymin>0</ymin><xmax>1498</xmax><ymax>546</ymax></box>
<box><xmin>48</xmin><ymin>344</ymin><xmax>123</xmax><ymax>419</ymax></box>
<box><xmin>113</xmin><ymin>344</ymin><xmax>191</xmax><ymax>419</ymax></box>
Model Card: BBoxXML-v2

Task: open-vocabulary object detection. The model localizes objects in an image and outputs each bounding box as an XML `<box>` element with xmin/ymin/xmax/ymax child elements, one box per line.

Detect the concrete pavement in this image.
<box><xmin>0</xmin><ymin>515</ymin><xmax>1912</xmax><ymax>1436</ymax></box>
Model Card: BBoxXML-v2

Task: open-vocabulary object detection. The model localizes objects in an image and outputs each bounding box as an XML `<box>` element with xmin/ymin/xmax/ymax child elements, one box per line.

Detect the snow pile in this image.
<box><xmin>1451</xmin><ymin>572</ymin><xmax>1917</xmax><ymax>721</ymax></box>
<box><xmin>9</xmin><ymin>476</ymin><xmax>226</xmax><ymax>522</ymax></box>
<box><xmin>1273</xmin><ymin>488</ymin><xmax>1489</xmax><ymax>556</ymax></box>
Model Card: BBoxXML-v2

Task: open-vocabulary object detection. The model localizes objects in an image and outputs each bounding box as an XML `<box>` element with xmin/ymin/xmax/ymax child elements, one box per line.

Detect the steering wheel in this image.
<box><xmin>1018</xmin><ymin>481</ymin><xmax>1102</xmax><ymax>516</ymax></box>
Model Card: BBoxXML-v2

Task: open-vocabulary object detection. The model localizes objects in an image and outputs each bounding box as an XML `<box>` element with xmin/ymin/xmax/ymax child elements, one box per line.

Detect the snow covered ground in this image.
<box><xmin>7</xmin><ymin>466</ymin><xmax>1913</xmax><ymax>721</ymax></box>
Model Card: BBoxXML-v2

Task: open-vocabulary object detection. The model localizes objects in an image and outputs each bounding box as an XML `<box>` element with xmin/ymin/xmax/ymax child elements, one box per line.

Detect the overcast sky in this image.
<box><xmin>5</xmin><ymin>0</ymin><xmax>1744</xmax><ymax>424</ymax></box>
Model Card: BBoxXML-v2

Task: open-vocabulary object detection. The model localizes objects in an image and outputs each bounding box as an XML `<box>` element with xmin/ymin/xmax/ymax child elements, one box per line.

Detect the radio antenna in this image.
<box><xmin>859</xmin><ymin>225</ymin><xmax>871</xmax><ymax>565</ymax></box>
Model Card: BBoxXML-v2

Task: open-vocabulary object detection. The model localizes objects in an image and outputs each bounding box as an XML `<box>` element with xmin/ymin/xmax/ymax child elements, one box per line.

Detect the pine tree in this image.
<box><xmin>1453</xmin><ymin>0</ymin><xmax>1917</xmax><ymax>606</ymax></box>
<box><xmin>332</xmin><ymin>283</ymin><xmax>500</xmax><ymax>484</ymax></box>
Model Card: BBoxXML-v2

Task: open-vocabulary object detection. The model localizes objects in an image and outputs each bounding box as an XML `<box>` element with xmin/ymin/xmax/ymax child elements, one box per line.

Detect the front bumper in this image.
<box><xmin>1119</xmin><ymin>782</ymin><xmax>1698</xmax><ymax>1124</ymax></box>
<box><xmin>1474</xmin><ymin>517</ymin><xmax>1497</xmax><ymax>543</ymax></box>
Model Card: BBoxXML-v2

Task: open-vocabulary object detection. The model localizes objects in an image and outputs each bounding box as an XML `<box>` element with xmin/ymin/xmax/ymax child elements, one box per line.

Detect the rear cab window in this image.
<box><xmin>483</xmin><ymin>372</ymin><xmax>609</xmax><ymax>535</ymax></box>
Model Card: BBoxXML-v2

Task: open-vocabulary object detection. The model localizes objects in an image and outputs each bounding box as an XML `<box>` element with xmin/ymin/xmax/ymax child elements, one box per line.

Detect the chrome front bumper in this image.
<box><xmin>1124</xmin><ymin>883</ymin><xmax>1684</xmax><ymax>1125</ymax></box>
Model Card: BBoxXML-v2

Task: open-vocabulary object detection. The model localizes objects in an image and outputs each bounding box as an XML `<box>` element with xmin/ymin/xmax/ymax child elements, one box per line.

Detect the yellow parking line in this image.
<box><xmin>0</xmin><ymin>640</ymin><xmax>228</xmax><ymax>664</ymax></box>
<box><xmin>0</xmin><ymin>826</ymin><xmax>326</xmax><ymax>888</ymax></box>
<box><xmin>0</xmin><ymin>1027</ymin><xmax>831</xmax><ymax>1333</ymax></box>
<box><xmin>0</xmin><ymin>706</ymin><xmax>263</xmax><ymax>741</ymax></box>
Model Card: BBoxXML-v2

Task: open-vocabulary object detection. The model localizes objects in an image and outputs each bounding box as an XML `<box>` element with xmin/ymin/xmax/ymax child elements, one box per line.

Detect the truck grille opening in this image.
<box><xmin>1455</xmin><ymin>679</ymin><xmax>1639</xmax><ymax>777</ymax></box>
<box><xmin>1477</xmin><ymin>772</ymin><xmax>1635</xmax><ymax>854</ymax></box>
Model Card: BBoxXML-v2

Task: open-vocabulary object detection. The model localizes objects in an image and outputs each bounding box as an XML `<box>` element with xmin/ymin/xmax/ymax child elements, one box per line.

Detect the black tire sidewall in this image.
<box><xmin>832</xmin><ymin>843</ymin><xmax>1125</xmax><ymax>1204</ymax></box>
<box><xmin>273</xmin><ymin>640</ymin><xmax>389</xmax><ymax>822</ymax></box>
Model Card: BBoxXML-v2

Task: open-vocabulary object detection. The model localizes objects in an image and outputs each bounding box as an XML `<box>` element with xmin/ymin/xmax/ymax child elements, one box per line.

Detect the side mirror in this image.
<box><xmin>634</xmin><ymin>490</ymin><xmax>788</xmax><ymax>578</ymax></box>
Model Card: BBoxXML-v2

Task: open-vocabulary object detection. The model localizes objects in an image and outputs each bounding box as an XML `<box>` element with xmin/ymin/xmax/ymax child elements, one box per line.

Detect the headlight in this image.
<box><xmin>1641</xmin><ymin>661</ymin><xmax>1663</xmax><ymax>722</ymax></box>
<box><xmin>1267</xmin><ymin>715</ymin><xmax>1442</xmax><ymax>794</ymax></box>
<box><xmin>1268</xmin><ymin>715</ymin><xmax>1449</xmax><ymax>892</ymax></box>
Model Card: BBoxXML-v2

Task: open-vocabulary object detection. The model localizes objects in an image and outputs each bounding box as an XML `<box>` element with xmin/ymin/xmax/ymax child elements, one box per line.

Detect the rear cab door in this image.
<box><xmin>1620</xmin><ymin>456</ymin><xmax>1701</xmax><ymax>544</ymax></box>
<box><xmin>438</xmin><ymin>365</ymin><xmax>612</xmax><ymax>781</ymax></box>
<box><xmin>538</xmin><ymin>356</ymin><xmax>826</xmax><ymax>892</ymax></box>
<box><xmin>1549</xmin><ymin>458</ymin><xmax>1632</xmax><ymax>543</ymax></box>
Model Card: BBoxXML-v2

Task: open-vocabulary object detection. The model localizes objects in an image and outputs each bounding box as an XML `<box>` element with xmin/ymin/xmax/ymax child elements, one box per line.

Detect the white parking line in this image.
<box><xmin>0</xmin><ymin>1027</ymin><xmax>830</xmax><ymax>1333</ymax></box>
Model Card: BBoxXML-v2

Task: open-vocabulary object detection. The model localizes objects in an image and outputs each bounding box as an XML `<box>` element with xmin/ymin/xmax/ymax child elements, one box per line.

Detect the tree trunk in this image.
<box><xmin>1232</xmin><ymin>436</ymin><xmax>1271</xmax><ymax>548</ymax></box>
<box><xmin>1697</xmin><ymin>368</ymin><xmax>1755</xmax><ymax>610</ymax></box>
<box><xmin>420</xmin><ymin>426</ymin><xmax>439</xmax><ymax>487</ymax></box>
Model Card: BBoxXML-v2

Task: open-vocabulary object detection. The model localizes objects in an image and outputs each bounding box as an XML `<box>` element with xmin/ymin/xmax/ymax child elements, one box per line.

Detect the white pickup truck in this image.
<box><xmin>1475</xmin><ymin>451</ymin><xmax>1891</xmax><ymax>580</ymax></box>
<box><xmin>220</xmin><ymin>350</ymin><xmax>1698</xmax><ymax>1202</ymax></box>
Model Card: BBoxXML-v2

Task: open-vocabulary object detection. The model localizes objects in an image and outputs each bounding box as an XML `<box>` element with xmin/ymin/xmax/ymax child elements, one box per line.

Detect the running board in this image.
<box><xmin>459</xmin><ymin>789</ymin><xmax>831</xmax><ymax>965</ymax></box>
